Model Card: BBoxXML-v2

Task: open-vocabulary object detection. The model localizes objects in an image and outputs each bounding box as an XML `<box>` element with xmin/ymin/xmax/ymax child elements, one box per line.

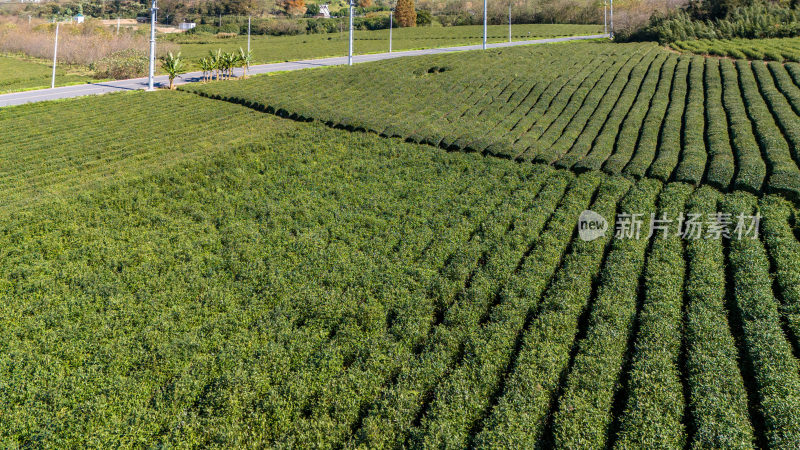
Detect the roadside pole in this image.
<box><xmin>603</xmin><ymin>1</ymin><xmax>607</xmax><ymax>35</ymax></box>
<box><xmin>483</xmin><ymin>0</ymin><xmax>487</xmax><ymax>49</ymax></box>
<box><xmin>247</xmin><ymin>16</ymin><xmax>251</xmax><ymax>70</ymax></box>
<box><xmin>508</xmin><ymin>0</ymin><xmax>512</xmax><ymax>42</ymax></box>
<box><xmin>148</xmin><ymin>0</ymin><xmax>157</xmax><ymax>90</ymax></box>
<box><xmin>51</xmin><ymin>22</ymin><xmax>59</xmax><ymax>89</ymax></box>
<box><xmin>117</xmin><ymin>17</ymin><xmax>120</xmax><ymax>34</ymax></box>
<box><xmin>610</xmin><ymin>0</ymin><xmax>614</xmax><ymax>38</ymax></box>
<box><xmin>389</xmin><ymin>8</ymin><xmax>393</xmax><ymax>53</ymax></box>
<box><xmin>348</xmin><ymin>0</ymin><xmax>354</xmax><ymax>65</ymax></box>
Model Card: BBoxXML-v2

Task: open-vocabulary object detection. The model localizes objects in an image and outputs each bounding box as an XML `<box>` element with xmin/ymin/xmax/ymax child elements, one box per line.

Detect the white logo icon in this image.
<box><xmin>578</xmin><ymin>210</ymin><xmax>607</xmax><ymax>242</ymax></box>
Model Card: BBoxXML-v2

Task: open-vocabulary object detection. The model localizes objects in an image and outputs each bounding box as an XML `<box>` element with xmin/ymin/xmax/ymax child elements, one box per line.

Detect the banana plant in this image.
<box><xmin>160</xmin><ymin>52</ymin><xmax>185</xmax><ymax>90</ymax></box>
<box><xmin>198</xmin><ymin>57</ymin><xmax>213</xmax><ymax>82</ymax></box>
<box><xmin>208</xmin><ymin>49</ymin><xmax>222</xmax><ymax>81</ymax></box>
<box><xmin>223</xmin><ymin>52</ymin><xmax>238</xmax><ymax>79</ymax></box>
<box><xmin>238</xmin><ymin>47</ymin><xmax>253</xmax><ymax>79</ymax></box>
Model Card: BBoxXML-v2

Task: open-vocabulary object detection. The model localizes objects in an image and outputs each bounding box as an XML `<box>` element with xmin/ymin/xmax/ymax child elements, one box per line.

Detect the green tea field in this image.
<box><xmin>185</xmin><ymin>41</ymin><xmax>800</xmax><ymax>201</ymax></box>
<box><xmin>672</xmin><ymin>37</ymin><xmax>800</xmax><ymax>63</ymax></box>
<box><xmin>2</xmin><ymin>38</ymin><xmax>800</xmax><ymax>448</ymax></box>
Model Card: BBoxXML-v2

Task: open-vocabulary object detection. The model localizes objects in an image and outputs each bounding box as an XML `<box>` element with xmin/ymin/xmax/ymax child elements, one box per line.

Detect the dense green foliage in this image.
<box><xmin>624</xmin><ymin>4</ymin><xmax>800</xmax><ymax>43</ymax></box>
<box><xmin>3</xmin><ymin>38</ymin><xmax>800</xmax><ymax>447</ymax></box>
<box><xmin>673</xmin><ymin>37</ymin><xmax>800</xmax><ymax>63</ymax></box>
<box><xmin>184</xmin><ymin>41</ymin><xmax>800</xmax><ymax>199</ymax></box>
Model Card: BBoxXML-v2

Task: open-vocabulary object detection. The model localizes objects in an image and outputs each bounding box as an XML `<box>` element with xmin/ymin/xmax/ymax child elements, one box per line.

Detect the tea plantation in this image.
<box><xmin>672</xmin><ymin>37</ymin><xmax>800</xmax><ymax>63</ymax></box>
<box><xmin>2</xmin><ymin>41</ymin><xmax>800</xmax><ymax>448</ymax></box>
<box><xmin>185</xmin><ymin>41</ymin><xmax>800</xmax><ymax>201</ymax></box>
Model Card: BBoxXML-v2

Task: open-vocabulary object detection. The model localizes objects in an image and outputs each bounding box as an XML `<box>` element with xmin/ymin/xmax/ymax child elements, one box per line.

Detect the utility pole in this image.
<box><xmin>603</xmin><ymin>1</ymin><xmax>607</xmax><ymax>35</ymax></box>
<box><xmin>148</xmin><ymin>0</ymin><xmax>157</xmax><ymax>90</ymax></box>
<box><xmin>482</xmin><ymin>0</ymin><xmax>487</xmax><ymax>49</ymax></box>
<box><xmin>508</xmin><ymin>0</ymin><xmax>511</xmax><ymax>43</ymax></box>
<box><xmin>348</xmin><ymin>0</ymin><xmax>354</xmax><ymax>65</ymax></box>
<box><xmin>51</xmin><ymin>22</ymin><xmax>59</xmax><ymax>89</ymax></box>
<box><xmin>389</xmin><ymin>6</ymin><xmax>393</xmax><ymax>53</ymax></box>
<box><xmin>247</xmin><ymin>16</ymin><xmax>251</xmax><ymax>71</ymax></box>
<box><xmin>117</xmin><ymin>17</ymin><xmax>120</xmax><ymax>34</ymax></box>
<box><xmin>609</xmin><ymin>0</ymin><xmax>614</xmax><ymax>38</ymax></box>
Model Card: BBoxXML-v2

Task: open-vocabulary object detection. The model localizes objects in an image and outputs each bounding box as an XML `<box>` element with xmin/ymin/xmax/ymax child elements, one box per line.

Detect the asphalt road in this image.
<box><xmin>0</xmin><ymin>34</ymin><xmax>608</xmax><ymax>108</ymax></box>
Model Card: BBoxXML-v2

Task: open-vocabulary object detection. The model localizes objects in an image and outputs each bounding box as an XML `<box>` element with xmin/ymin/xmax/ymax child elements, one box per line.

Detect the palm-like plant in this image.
<box><xmin>238</xmin><ymin>47</ymin><xmax>252</xmax><ymax>79</ymax></box>
<box><xmin>160</xmin><ymin>51</ymin><xmax>185</xmax><ymax>90</ymax></box>
<box><xmin>223</xmin><ymin>51</ymin><xmax>238</xmax><ymax>79</ymax></box>
<box><xmin>208</xmin><ymin>49</ymin><xmax>222</xmax><ymax>81</ymax></box>
<box><xmin>198</xmin><ymin>57</ymin><xmax>213</xmax><ymax>82</ymax></box>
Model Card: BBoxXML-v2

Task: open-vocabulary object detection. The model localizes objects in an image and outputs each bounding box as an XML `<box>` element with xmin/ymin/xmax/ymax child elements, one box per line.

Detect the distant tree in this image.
<box><xmin>305</xmin><ymin>2</ymin><xmax>320</xmax><ymax>15</ymax></box>
<box><xmin>358</xmin><ymin>0</ymin><xmax>372</xmax><ymax>7</ymax></box>
<box><xmin>416</xmin><ymin>9</ymin><xmax>432</xmax><ymax>25</ymax></box>
<box><xmin>394</xmin><ymin>0</ymin><xmax>416</xmax><ymax>26</ymax></box>
<box><xmin>277</xmin><ymin>0</ymin><xmax>306</xmax><ymax>16</ymax></box>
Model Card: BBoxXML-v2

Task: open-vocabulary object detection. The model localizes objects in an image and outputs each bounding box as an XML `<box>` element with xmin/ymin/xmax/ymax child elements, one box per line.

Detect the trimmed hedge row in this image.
<box><xmin>649</xmin><ymin>56</ymin><xmax>690</xmax><ymax>181</ymax></box>
<box><xmin>672</xmin><ymin>37</ymin><xmax>800</xmax><ymax>63</ymax></box>
<box><xmin>604</xmin><ymin>54</ymin><xmax>674</xmax><ymax>175</ymax></box>
<box><xmin>262</xmin><ymin>156</ymin><xmax>540</xmax><ymax>445</ymax></box>
<box><xmin>673</xmin><ymin>56</ymin><xmax>707</xmax><ymax>185</ymax></box>
<box><xmin>752</xmin><ymin>62</ymin><xmax>800</xmax><ymax>182</ymax></box>
<box><xmin>613</xmin><ymin>182</ymin><xmax>694</xmax><ymax>449</ymax></box>
<box><xmin>759</xmin><ymin>195</ymin><xmax>800</xmax><ymax>360</ymax></box>
<box><xmin>353</xmin><ymin>170</ymin><xmax>581</xmax><ymax>448</ymax></box>
<box><xmin>409</xmin><ymin>171</ymin><xmax>602</xmax><ymax>448</ymax></box>
<box><xmin>622</xmin><ymin>53</ymin><xmax>678</xmax><ymax>179</ymax></box>
<box><xmin>529</xmin><ymin>56</ymin><xmax>622</xmax><ymax>158</ymax></box>
<box><xmin>514</xmin><ymin>56</ymin><xmax>619</xmax><ymax>160</ymax></box>
<box><xmin>736</xmin><ymin>60</ymin><xmax>800</xmax><ymax>201</ymax></box>
<box><xmin>683</xmin><ymin>186</ymin><xmax>755</xmax><ymax>448</ymax></box>
<box><xmin>473</xmin><ymin>176</ymin><xmax>633</xmax><ymax>447</ymax></box>
<box><xmin>703</xmin><ymin>57</ymin><xmax>736</xmax><ymax>190</ymax></box>
<box><xmin>551</xmin><ymin>178</ymin><xmax>662</xmax><ymax>448</ymax></box>
<box><xmin>719</xmin><ymin>59</ymin><xmax>766</xmax><ymax>193</ymax></box>
<box><xmin>768</xmin><ymin>62</ymin><xmax>800</xmax><ymax>116</ymax></box>
<box><xmin>551</xmin><ymin>48</ymin><xmax>655</xmax><ymax>169</ymax></box>
<box><xmin>724</xmin><ymin>192</ymin><xmax>800</xmax><ymax>449</ymax></box>
<box><xmin>283</xmin><ymin>168</ymin><xmax>557</xmax><ymax>446</ymax></box>
<box><xmin>573</xmin><ymin>53</ymin><xmax>666</xmax><ymax>173</ymax></box>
